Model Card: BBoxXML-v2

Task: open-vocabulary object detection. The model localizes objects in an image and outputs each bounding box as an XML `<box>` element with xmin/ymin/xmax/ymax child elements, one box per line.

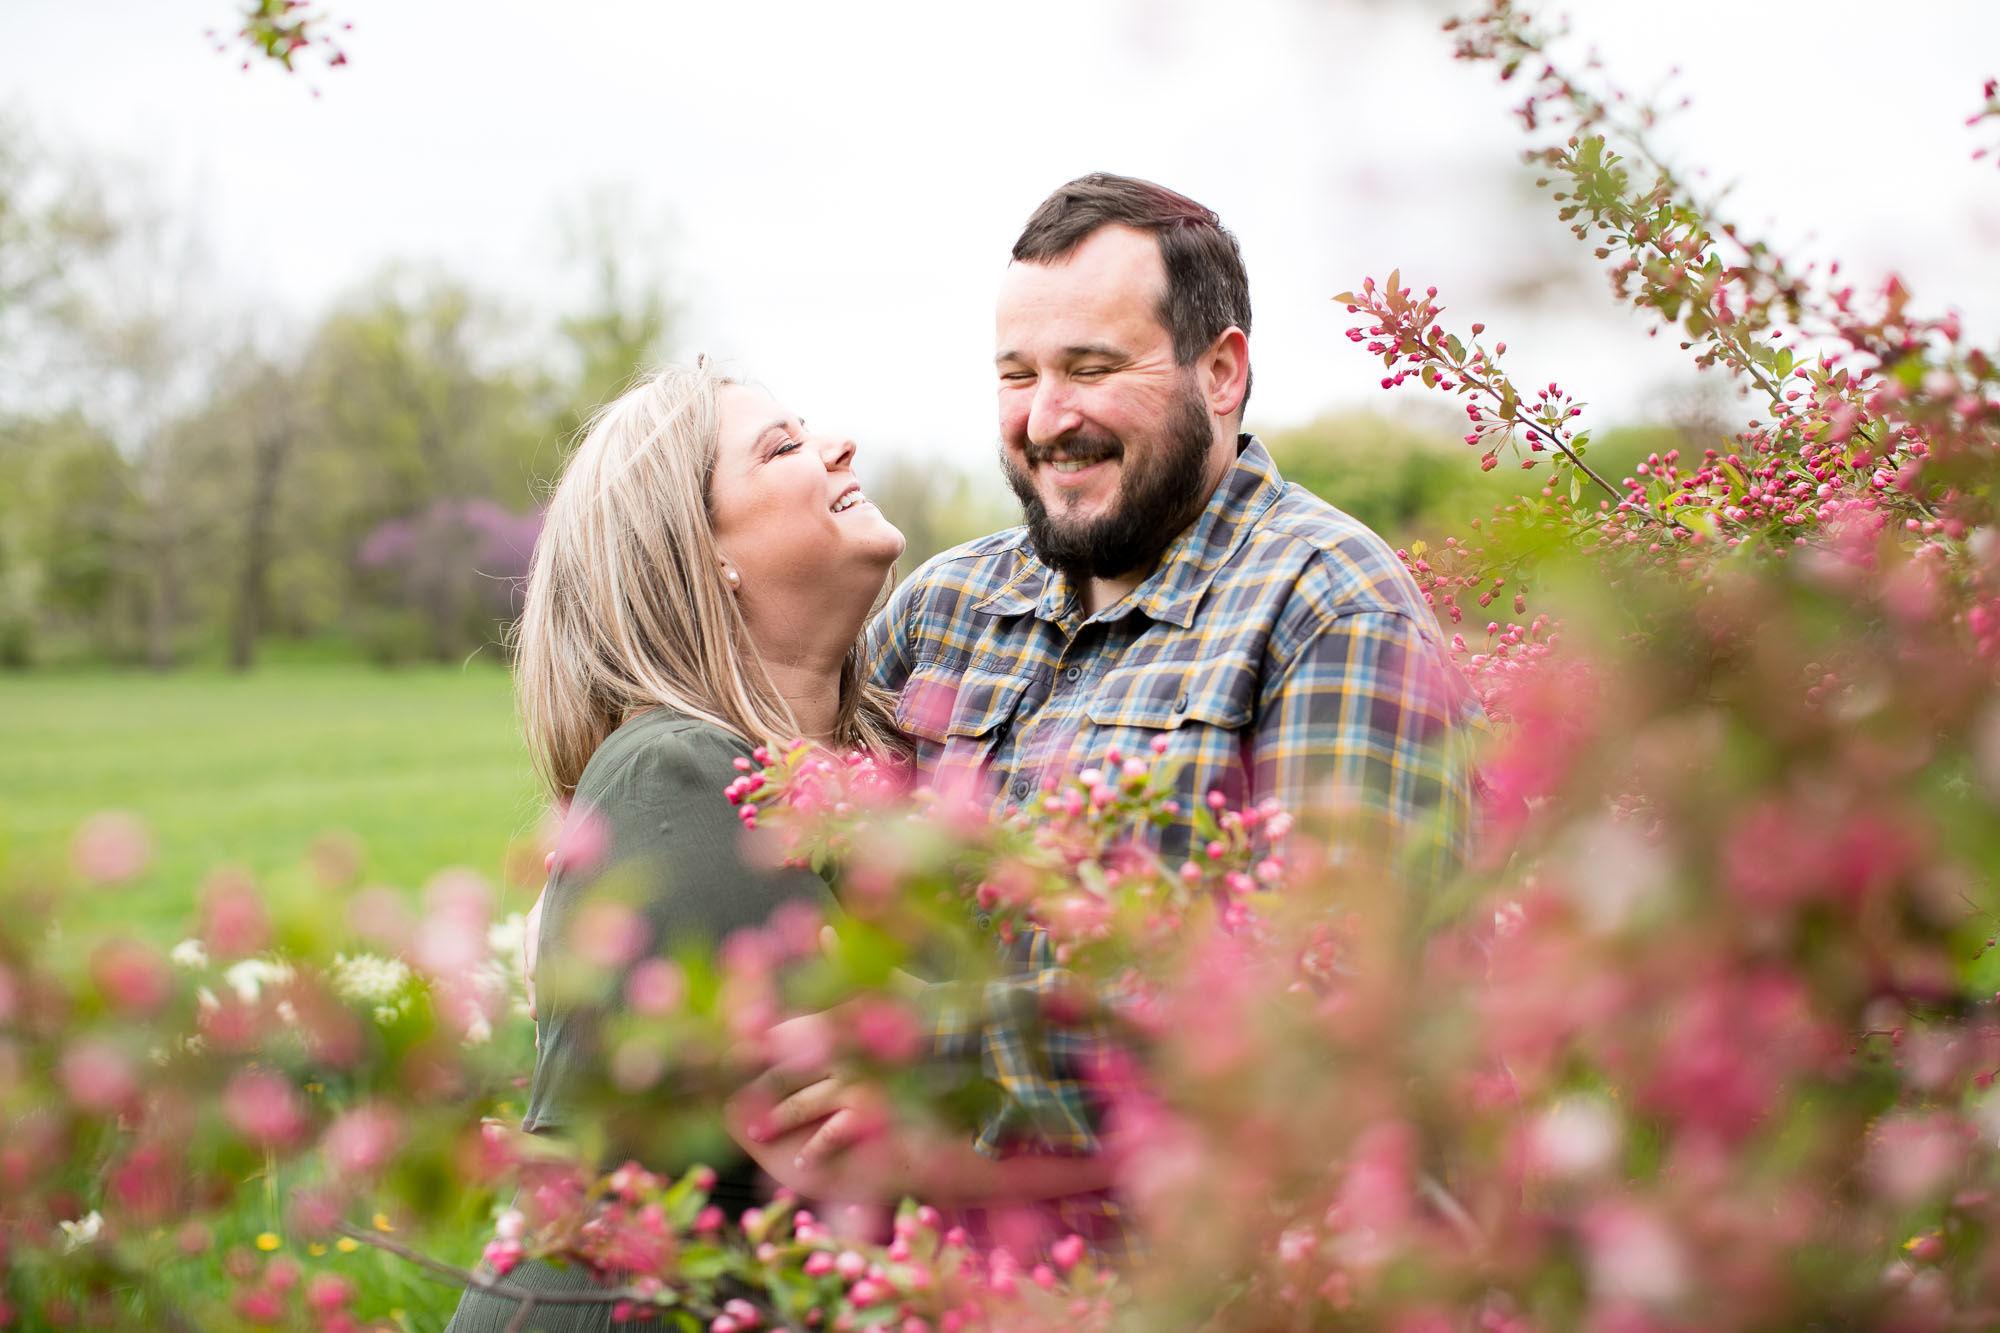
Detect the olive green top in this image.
<box><xmin>448</xmin><ymin>707</ymin><xmax>832</xmax><ymax>1333</ymax></box>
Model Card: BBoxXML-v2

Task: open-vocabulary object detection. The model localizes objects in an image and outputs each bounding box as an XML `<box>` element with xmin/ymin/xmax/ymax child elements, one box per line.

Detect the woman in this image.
<box><xmin>449</xmin><ymin>365</ymin><xmax>1104</xmax><ymax>1332</ymax></box>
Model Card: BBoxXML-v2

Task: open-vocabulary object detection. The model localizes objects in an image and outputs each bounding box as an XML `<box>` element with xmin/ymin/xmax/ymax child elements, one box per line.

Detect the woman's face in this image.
<box><xmin>709</xmin><ymin>383</ymin><xmax>906</xmax><ymax>608</ymax></box>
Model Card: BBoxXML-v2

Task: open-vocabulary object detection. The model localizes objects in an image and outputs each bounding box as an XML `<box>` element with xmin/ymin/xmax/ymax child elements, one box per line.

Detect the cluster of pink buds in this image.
<box><xmin>1973</xmin><ymin>77</ymin><xmax>2000</xmax><ymax>166</ymax></box>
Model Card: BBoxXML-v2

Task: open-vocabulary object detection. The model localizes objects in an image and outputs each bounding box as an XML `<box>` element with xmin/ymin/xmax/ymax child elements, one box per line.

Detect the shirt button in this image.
<box><xmin>1063</xmin><ymin>665</ymin><xmax>1082</xmax><ymax>682</ymax></box>
<box><xmin>1174</xmin><ymin>694</ymin><xmax>1190</xmax><ymax>713</ymax></box>
<box><xmin>1011</xmin><ymin>778</ymin><xmax>1031</xmax><ymax>800</ymax></box>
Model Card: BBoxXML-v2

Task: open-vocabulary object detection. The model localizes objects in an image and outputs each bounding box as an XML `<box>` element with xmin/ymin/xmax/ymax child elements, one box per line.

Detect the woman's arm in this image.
<box><xmin>722</xmin><ymin>1088</ymin><xmax>1118</xmax><ymax>1206</ymax></box>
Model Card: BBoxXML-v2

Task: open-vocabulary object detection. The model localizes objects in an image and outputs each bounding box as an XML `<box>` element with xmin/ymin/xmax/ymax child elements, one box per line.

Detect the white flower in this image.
<box><xmin>58</xmin><ymin>1211</ymin><xmax>104</xmax><ymax>1251</ymax></box>
<box><xmin>169</xmin><ymin>938</ymin><xmax>209</xmax><ymax>970</ymax></box>
<box><xmin>223</xmin><ymin>958</ymin><xmax>294</xmax><ymax>1004</ymax></box>
<box><xmin>487</xmin><ymin>912</ymin><xmax>527</xmax><ymax>967</ymax></box>
<box><xmin>1528</xmin><ymin>1097</ymin><xmax>1623</xmax><ymax>1179</ymax></box>
<box><xmin>331</xmin><ymin>952</ymin><xmax>413</xmax><ymax>1006</ymax></box>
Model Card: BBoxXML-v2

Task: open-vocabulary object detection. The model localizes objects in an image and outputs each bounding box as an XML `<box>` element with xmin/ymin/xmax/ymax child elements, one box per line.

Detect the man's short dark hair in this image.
<box><xmin>1011</xmin><ymin>173</ymin><xmax>1252</xmax><ymax>415</ymax></box>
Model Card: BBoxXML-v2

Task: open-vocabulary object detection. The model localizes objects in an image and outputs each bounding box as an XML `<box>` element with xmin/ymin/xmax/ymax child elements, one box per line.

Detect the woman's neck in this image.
<box><xmin>758</xmin><ymin>655</ymin><xmax>843</xmax><ymax>744</ymax></box>
<box><xmin>741</xmin><ymin>599</ymin><xmax>862</xmax><ymax>745</ymax></box>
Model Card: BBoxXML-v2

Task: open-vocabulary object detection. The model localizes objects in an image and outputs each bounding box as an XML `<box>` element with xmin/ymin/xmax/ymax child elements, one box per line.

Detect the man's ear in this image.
<box><xmin>1203</xmin><ymin>327</ymin><xmax>1250</xmax><ymax>421</ymax></box>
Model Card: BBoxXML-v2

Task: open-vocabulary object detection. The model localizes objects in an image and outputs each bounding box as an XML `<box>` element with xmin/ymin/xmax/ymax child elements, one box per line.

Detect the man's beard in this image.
<box><xmin>1002</xmin><ymin>375</ymin><xmax>1215</xmax><ymax>584</ymax></box>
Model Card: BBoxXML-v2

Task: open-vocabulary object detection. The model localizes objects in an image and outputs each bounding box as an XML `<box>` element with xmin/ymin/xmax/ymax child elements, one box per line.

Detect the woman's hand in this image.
<box><xmin>521</xmin><ymin>884</ymin><xmax>546</xmax><ymax>1022</ymax></box>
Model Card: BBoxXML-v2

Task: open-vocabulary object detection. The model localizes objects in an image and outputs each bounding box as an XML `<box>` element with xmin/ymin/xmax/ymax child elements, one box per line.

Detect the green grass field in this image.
<box><xmin>0</xmin><ymin>663</ymin><xmax>545</xmax><ymax>1326</ymax></box>
<box><xmin>0</xmin><ymin>663</ymin><xmax>544</xmax><ymax>938</ymax></box>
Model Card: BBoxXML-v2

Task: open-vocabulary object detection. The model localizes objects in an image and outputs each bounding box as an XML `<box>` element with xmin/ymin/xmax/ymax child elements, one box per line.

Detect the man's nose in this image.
<box><xmin>1026</xmin><ymin>378</ymin><xmax>1081</xmax><ymax>447</ymax></box>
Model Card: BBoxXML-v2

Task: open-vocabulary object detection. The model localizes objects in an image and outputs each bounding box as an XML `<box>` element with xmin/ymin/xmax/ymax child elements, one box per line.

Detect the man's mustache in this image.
<box><xmin>1023</xmin><ymin>433</ymin><xmax>1122</xmax><ymax>467</ymax></box>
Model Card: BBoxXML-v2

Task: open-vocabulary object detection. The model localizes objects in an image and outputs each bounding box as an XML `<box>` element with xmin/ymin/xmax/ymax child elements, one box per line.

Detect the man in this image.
<box><xmin>869</xmin><ymin>172</ymin><xmax>1473</xmax><ymax>870</ymax></box>
<box><xmin>806</xmin><ymin>174</ymin><xmax>1478</xmax><ymax>1239</ymax></box>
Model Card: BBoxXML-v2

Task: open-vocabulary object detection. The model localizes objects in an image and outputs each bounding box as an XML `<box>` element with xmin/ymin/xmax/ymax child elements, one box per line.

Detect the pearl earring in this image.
<box><xmin>724</xmin><ymin>569</ymin><xmax>740</xmax><ymax>588</ymax></box>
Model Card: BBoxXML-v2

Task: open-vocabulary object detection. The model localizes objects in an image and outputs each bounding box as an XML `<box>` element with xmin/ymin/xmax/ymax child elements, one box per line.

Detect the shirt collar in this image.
<box><xmin>979</xmin><ymin>435</ymin><xmax>1284</xmax><ymax>631</ymax></box>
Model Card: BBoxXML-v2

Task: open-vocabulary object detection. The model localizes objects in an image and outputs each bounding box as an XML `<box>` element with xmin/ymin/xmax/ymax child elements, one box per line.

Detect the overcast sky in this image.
<box><xmin>4</xmin><ymin>0</ymin><xmax>1998</xmax><ymax>469</ymax></box>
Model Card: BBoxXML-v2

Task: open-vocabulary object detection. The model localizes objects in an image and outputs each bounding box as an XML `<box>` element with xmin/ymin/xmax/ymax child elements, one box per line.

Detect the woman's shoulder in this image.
<box><xmin>574</xmin><ymin>707</ymin><xmax>754</xmax><ymax>804</ymax></box>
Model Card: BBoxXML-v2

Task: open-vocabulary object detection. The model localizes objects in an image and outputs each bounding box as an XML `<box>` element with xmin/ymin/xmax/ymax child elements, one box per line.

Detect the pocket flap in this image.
<box><xmin>1086</xmin><ymin>657</ymin><xmax>1254</xmax><ymax>731</ymax></box>
<box><xmin>896</xmin><ymin>662</ymin><xmax>1032</xmax><ymax>744</ymax></box>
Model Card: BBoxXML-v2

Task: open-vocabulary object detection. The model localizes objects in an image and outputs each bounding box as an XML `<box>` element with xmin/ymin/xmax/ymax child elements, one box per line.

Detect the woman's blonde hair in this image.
<box><xmin>514</xmin><ymin>362</ymin><xmax>905</xmax><ymax>799</ymax></box>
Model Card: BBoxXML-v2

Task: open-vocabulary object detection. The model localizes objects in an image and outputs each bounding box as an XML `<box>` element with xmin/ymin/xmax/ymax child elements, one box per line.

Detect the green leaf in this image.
<box><xmin>1499</xmin><ymin>382</ymin><xmax>1518</xmax><ymax>420</ymax></box>
<box><xmin>1445</xmin><ymin>334</ymin><xmax>1465</xmax><ymax>361</ymax></box>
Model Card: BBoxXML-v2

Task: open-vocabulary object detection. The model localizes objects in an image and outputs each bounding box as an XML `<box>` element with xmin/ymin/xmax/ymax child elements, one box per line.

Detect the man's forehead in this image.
<box><xmin>996</xmin><ymin>226</ymin><xmax>1167</xmax><ymax>346</ymax></box>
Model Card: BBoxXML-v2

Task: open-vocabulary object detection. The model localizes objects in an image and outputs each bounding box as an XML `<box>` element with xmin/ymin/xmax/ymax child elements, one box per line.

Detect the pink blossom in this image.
<box><xmin>233</xmin><ymin>1288</ymin><xmax>286</xmax><ymax>1323</ymax></box>
<box><xmin>851</xmin><ymin>997</ymin><xmax>924</xmax><ymax>1065</ymax></box>
<box><xmin>200</xmin><ymin>868</ymin><xmax>272</xmax><ymax>959</ymax></box>
<box><xmin>411</xmin><ymin>870</ymin><xmax>493</xmax><ymax>979</ymax></box>
<box><xmin>322</xmin><ymin>1103</ymin><xmax>403</xmax><ymax>1175</ymax></box>
<box><xmin>71</xmin><ymin>811</ymin><xmax>152</xmax><ymax>885</ymax></box>
<box><xmin>550</xmin><ymin>800</ymin><xmax>610</xmax><ymax>875</ymax></box>
<box><xmin>59</xmin><ymin>1039</ymin><xmax>138</xmax><ymax>1114</ymax></box>
<box><xmin>89</xmin><ymin>938</ymin><xmax>172</xmax><ymax>1015</ymax></box>
<box><xmin>1582</xmin><ymin>1200</ymin><xmax>1688</xmax><ymax>1307</ymax></box>
<box><xmin>1867</xmin><ymin>1112</ymin><xmax>1972</xmax><ymax>1205</ymax></box>
<box><xmin>626</xmin><ymin>958</ymin><xmax>687</xmax><ymax>1015</ymax></box>
<box><xmin>568</xmin><ymin>897</ymin><xmax>648</xmax><ymax>970</ymax></box>
<box><xmin>221</xmin><ymin>1069</ymin><xmax>309</xmax><ymax>1148</ymax></box>
<box><xmin>305</xmin><ymin>1273</ymin><xmax>355</xmax><ymax>1314</ymax></box>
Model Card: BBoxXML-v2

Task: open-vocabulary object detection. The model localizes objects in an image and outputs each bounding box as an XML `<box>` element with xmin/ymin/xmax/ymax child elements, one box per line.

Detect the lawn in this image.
<box><xmin>0</xmin><ymin>662</ymin><xmax>544</xmax><ymax>1326</ymax></box>
<box><xmin>0</xmin><ymin>663</ymin><xmax>545</xmax><ymax>939</ymax></box>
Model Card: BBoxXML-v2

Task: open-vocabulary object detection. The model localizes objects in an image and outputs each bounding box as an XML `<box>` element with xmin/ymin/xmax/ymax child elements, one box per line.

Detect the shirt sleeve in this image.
<box><xmin>863</xmin><ymin>580</ymin><xmax>917</xmax><ymax>695</ymax></box>
<box><xmin>913</xmin><ymin>927</ymin><xmax>1125</xmax><ymax>1158</ymax></box>
<box><xmin>1253</xmin><ymin>606</ymin><xmax>1479</xmax><ymax>889</ymax></box>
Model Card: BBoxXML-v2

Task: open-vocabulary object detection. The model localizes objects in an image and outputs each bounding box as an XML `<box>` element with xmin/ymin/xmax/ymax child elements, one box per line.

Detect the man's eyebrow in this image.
<box><xmin>994</xmin><ymin>343</ymin><xmax>1127</xmax><ymax>365</ymax></box>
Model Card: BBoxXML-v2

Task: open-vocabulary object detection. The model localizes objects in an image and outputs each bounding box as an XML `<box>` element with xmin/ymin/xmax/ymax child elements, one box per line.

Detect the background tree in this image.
<box><xmin>552</xmin><ymin>188</ymin><xmax>679</xmax><ymax>436</ymax></box>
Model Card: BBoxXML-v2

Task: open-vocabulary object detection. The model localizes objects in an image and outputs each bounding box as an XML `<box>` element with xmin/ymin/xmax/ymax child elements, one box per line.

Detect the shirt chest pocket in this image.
<box><xmin>1085</xmin><ymin>655</ymin><xmax>1256</xmax><ymax>733</ymax></box>
<box><xmin>896</xmin><ymin>662</ymin><xmax>1033</xmax><ymax>747</ymax></box>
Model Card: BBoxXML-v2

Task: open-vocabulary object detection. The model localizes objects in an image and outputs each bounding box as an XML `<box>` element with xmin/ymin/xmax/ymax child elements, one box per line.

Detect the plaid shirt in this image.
<box><xmin>865</xmin><ymin>435</ymin><xmax>1477</xmax><ymax>1169</ymax></box>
